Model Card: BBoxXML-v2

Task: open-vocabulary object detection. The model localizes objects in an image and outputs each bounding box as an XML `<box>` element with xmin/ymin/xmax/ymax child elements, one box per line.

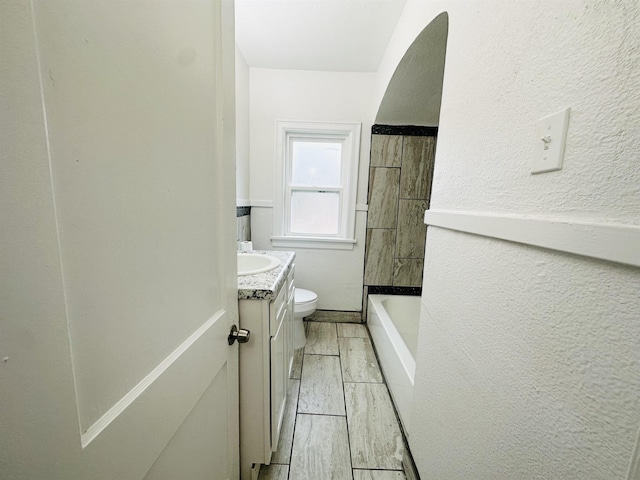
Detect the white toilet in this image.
<box><xmin>293</xmin><ymin>288</ymin><xmax>317</xmax><ymax>349</ymax></box>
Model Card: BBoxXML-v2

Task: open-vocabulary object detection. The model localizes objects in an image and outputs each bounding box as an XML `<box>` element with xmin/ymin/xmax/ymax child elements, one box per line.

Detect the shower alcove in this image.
<box><xmin>364</xmin><ymin>12</ymin><xmax>449</xmax><ymax>439</ymax></box>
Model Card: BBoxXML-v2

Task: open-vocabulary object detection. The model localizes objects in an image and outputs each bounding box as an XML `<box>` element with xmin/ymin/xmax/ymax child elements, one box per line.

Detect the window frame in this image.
<box><xmin>273</xmin><ymin>120</ymin><xmax>361</xmax><ymax>250</ymax></box>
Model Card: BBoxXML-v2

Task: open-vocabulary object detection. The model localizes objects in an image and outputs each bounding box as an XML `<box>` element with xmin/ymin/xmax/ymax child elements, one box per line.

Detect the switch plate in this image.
<box><xmin>532</xmin><ymin>107</ymin><xmax>570</xmax><ymax>174</ymax></box>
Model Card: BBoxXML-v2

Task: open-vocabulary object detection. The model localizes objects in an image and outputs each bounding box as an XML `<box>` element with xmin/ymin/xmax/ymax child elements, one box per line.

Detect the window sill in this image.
<box><xmin>270</xmin><ymin>236</ymin><xmax>356</xmax><ymax>250</ymax></box>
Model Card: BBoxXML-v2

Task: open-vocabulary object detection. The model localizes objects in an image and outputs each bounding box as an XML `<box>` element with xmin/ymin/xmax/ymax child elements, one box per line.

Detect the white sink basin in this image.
<box><xmin>237</xmin><ymin>253</ymin><xmax>281</xmax><ymax>276</ymax></box>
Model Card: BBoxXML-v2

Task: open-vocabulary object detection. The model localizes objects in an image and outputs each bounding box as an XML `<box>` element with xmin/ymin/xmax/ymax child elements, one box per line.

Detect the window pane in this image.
<box><xmin>290</xmin><ymin>191</ymin><xmax>340</xmax><ymax>235</ymax></box>
<box><xmin>291</xmin><ymin>141</ymin><xmax>342</xmax><ymax>187</ymax></box>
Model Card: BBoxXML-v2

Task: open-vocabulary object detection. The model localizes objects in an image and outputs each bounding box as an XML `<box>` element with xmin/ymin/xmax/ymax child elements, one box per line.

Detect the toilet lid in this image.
<box><xmin>295</xmin><ymin>288</ymin><xmax>317</xmax><ymax>304</ymax></box>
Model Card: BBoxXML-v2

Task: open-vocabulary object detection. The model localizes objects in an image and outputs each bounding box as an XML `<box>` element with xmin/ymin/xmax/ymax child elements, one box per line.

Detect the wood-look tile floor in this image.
<box><xmin>258</xmin><ymin>322</ymin><xmax>407</xmax><ymax>480</ymax></box>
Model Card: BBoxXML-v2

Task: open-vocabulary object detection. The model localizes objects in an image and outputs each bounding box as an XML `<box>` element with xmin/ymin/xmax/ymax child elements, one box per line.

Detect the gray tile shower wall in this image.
<box><xmin>367</xmin><ymin>167</ymin><xmax>400</xmax><ymax>228</ymax></box>
<box><xmin>370</xmin><ymin>135</ymin><xmax>403</xmax><ymax>167</ymax></box>
<box><xmin>364</xmin><ymin>129</ymin><xmax>436</xmax><ymax>294</ymax></box>
<box><xmin>396</xmin><ymin>199</ymin><xmax>428</xmax><ymax>259</ymax></box>
<box><xmin>399</xmin><ymin>136</ymin><xmax>436</xmax><ymax>199</ymax></box>
<box><xmin>364</xmin><ymin>228</ymin><xmax>396</xmax><ymax>285</ymax></box>
<box><xmin>236</xmin><ymin>206</ymin><xmax>251</xmax><ymax>242</ymax></box>
<box><xmin>393</xmin><ymin>258</ymin><xmax>424</xmax><ymax>287</ymax></box>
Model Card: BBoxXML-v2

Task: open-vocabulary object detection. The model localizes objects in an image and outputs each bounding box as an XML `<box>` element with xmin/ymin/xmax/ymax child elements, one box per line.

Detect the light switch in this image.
<box><xmin>532</xmin><ymin>107</ymin><xmax>570</xmax><ymax>174</ymax></box>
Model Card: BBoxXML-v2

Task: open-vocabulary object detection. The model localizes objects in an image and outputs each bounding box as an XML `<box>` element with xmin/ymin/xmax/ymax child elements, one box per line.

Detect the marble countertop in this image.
<box><xmin>237</xmin><ymin>250</ymin><xmax>295</xmax><ymax>301</ymax></box>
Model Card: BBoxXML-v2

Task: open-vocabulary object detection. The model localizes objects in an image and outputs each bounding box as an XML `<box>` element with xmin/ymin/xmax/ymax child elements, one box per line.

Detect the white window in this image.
<box><xmin>273</xmin><ymin>121</ymin><xmax>361</xmax><ymax>250</ymax></box>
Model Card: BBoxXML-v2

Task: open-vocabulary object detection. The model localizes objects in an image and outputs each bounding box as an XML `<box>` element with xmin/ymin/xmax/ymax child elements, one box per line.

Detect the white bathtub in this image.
<box><xmin>367</xmin><ymin>294</ymin><xmax>421</xmax><ymax>437</ymax></box>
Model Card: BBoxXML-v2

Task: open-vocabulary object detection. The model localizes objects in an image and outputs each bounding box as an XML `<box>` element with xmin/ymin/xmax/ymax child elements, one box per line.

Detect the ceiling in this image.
<box><xmin>235</xmin><ymin>0</ymin><xmax>407</xmax><ymax>72</ymax></box>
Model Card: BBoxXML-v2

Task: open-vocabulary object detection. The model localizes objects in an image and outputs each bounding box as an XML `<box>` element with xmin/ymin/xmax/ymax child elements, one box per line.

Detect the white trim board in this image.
<box><xmin>424</xmin><ymin>209</ymin><xmax>640</xmax><ymax>268</ymax></box>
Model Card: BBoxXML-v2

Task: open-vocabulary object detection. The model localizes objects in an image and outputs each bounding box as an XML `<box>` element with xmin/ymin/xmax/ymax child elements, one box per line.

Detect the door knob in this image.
<box><xmin>228</xmin><ymin>325</ymin><xmax>250</xmax><ymax>345</ymax></box>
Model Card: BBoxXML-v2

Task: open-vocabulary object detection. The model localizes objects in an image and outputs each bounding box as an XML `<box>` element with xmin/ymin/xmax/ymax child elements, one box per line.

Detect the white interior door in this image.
<box><xmin>0</xmin><ymin>1</ymin><xmax>239</xmax><ymax>479</ymax></box>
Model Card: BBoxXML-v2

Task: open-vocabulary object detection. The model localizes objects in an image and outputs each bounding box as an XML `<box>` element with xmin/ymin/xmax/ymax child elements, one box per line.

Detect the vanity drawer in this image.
<box><xmin>270</xmin><ymin>283</ymin><xmax>286</xmax><ymax>334</ymax></box>
<box><xmin>287</xmin><ymin>264</ymin><xmax>295</xmax><ymax>300</ymax></box>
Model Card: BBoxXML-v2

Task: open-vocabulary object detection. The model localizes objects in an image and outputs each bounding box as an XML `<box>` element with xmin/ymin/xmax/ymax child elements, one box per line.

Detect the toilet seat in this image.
<box><xmin>294</xmin><ymin>288</ymin><xmax>317</xmax><ymax>318</ymax></box>
<box><xmin>293</xmin><ymin>288</ymin><xmax>316</xmax><ymax>349</ymax></box>
<box><xmin>295</xmin><ymin>288</ymin><xmax>317</xmax><ymax>306</ymax></box>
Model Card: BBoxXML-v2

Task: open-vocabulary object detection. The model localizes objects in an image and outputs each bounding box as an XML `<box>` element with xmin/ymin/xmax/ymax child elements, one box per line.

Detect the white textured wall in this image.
<box><xmin>420</xmin><ymin>229</ymin><xmax>640</xmax><ymax>479</ymax></box>
<box><xmin>236</xmin><ymin>45</ymin><xmax>250</xmax><ymax>206</ymax></box>
<box><xmin>249</xmin><ymin>68</ymin><xmax>375</xmax><ymax>311</ymax></box>
<box><xmin>375</xmin><ymin>1</ymin><xmax>640</xmax><ymax>478</ymax></box>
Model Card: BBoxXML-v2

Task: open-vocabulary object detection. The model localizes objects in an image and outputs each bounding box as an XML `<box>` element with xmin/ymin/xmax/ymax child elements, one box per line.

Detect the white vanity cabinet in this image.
<box><xmin>238</xmin><ymin>261</ymin><xmax>295</xmax><ymax>479</ymax></box>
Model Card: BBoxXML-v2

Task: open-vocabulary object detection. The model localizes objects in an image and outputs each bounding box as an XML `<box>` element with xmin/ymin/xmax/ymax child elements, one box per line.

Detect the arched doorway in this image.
<box><xmin>363</xmin><ymin>11</ymin><xmax>449</xmax><ymax>441</ymax></box>
<box><xmin>364</xmin><ymin>11</ymin><xmax>448</xmax><ymax>298</ymax></box>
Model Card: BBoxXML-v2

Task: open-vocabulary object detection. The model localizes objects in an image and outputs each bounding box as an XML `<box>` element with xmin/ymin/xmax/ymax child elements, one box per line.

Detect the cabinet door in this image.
<box><xmin>270</xmin><ymin>308</ymin><xmax>287</xmax><ymax>452</ymax></box>
<box><xmin>286</xmin><ymin>268</ymin><xmax>296</xmax><ymax>377</ymax></box>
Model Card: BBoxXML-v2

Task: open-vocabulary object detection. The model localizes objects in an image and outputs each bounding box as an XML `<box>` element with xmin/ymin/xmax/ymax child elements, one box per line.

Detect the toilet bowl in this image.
<box><xmin>293</xmin><ymin>288</ymin><xmax>317</xmax><ymax>349</ymax></box>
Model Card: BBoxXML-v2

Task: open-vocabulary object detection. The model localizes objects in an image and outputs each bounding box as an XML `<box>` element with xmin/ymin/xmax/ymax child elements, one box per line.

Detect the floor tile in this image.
<box><xmin>338</xmin><ymin>337</ymin><xmax>383</xmax><ymax>383</ymax></box>
<box><xmin>353</xmin><ymin>470</ymin><xmax>407</xmax><ymax>480</ymax></box>
<box><xmin>304</xmin><ymin>322</ymin><xmax>339</xmax><ymax>355</ymax></box>
<box><xmin>289</xmin><ymin>414</ymin><xmax>352</xmax><ymax>480</ymax></box>
<box><xmin>337</xmin><ymin>323</ymin><xmax>368</xmax><ymax>338</ymax></box>
<box><xmin>263</xmin><ymin>321</ymin><xmax>411</xmax><ymax>479</ymax></box>
<box><xmin>345</xmin><ymin>383</ymin><xmax>404</xmax><ymax>470</ymax></box>
<box><xmin>258</xmin><ymin>463</ymin><xmax>288</xmax><ymax>480</ymax></box>
<box><xmin>298</xmin><ymin>355</ymin><xmax>345</xmax><ymax>415</ymax></box>
<box><xmin>271</xmin><ymin>379</ymin><xmax>300</xmax><ymax>464</ymax></box>
<box><xmin>291</xmin><ymin>348</ymin><xmax>303</xmax><ymax>379</ymax></box>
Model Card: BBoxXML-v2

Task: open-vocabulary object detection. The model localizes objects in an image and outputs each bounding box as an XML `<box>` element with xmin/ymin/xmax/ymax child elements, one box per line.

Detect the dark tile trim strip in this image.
<box><xmin>367</xmin><ymin>285</ymin><xmax>422</xmax><ymax>296</ymax></box>
<box><xmin>236</xmin><ymin>206</ymin><xmax>251</xmax><ymax>217</ymax></box>
<box><xmin>372</xmin><ymin>124</ymin><xmax>438</xmax><ymax>136</ymax></box>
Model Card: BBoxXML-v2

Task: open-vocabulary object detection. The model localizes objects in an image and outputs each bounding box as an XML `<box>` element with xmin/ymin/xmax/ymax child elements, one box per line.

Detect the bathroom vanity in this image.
<box><xmin>237</xmin><ymin>251</ymin><xmax>295</xmax><ymax>480</ymax></box>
